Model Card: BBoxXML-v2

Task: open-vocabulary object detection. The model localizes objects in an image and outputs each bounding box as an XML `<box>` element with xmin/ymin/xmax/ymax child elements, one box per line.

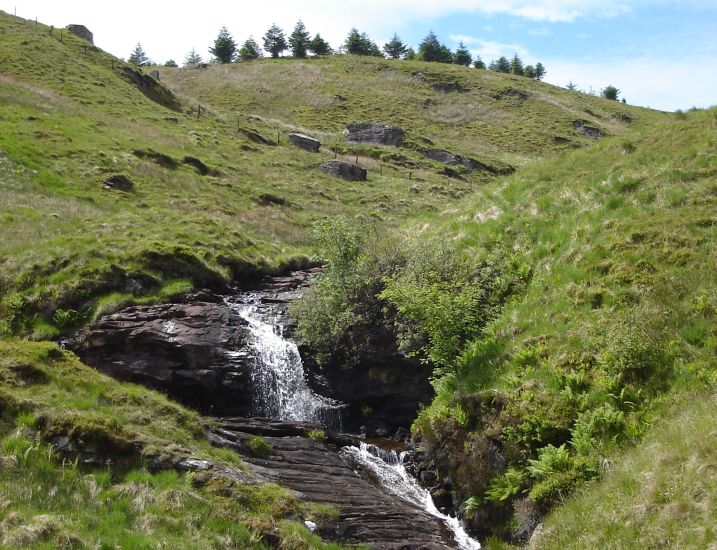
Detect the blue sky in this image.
<box><xmin>3</xmin><ymin>1</ymin><xmax>716</xmax><ymax>111</ymax></box>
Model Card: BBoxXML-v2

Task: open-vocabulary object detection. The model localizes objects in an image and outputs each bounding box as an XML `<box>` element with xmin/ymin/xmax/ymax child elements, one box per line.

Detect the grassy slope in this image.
<box><xmin>409</xmin><ymin>106</ymin><xmax>717</xmax><ymax>543</ymax></box>
<box><xmin>0</xmin><ymin>340</ymin><xmax>340</xmax><ymax>549</ymax></box>
<box><xmin>0</xmin><ymin>11</ymin><xmax>655</xmax><ymax>339</ymax></box>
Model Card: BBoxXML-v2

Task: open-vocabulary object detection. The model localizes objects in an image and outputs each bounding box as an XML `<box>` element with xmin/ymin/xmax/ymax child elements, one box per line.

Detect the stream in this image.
<box><xmin>227</xmin><ymin>291</ymin><xmax>481</xmax><ymax>550</ymax></box>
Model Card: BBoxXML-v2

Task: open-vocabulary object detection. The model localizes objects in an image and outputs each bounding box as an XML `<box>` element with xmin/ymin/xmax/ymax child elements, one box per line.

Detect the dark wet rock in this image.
<box><xmin>302</xmin><ymin>324</ymin><xmax>434</xmax><ymax>436</ymax></box>
<box><xmin>344</xmin><ymin>122</ymin><xmax>405</xmax><ymax>146</ymax></box>
<box><xmin>288</xmin><ymin>133</ymin><xmax>321</xmax><ymax>152</ymax></box>
<box><xmin>103</xmin><ymin>174</ymin><xmax>134</xmax><ymax>191</ymax></box>
<box><xmin>440</xmin><ymin>167</ymin><xmax>465</xmax><ymax>180</ymax></box>
<box><xmin>132</xmin><ymin>149</ymin><xmax>178</xmax><ymax>169</ymax></box>
<box><xmin>423</xmin><ymin>149</ymin><xmax>484</xmax><ymax>171</ymax></box>
<box><xmin>511</xmin><ymin>498</ymin><xmax>541</xmax><ymax>544</ymax></box>
<box><xmin>121</xmin><ymin>66</ymin><xmax>181</xmax><ymax>112</ymax></box>
<box><xmin>210</xmin><ymin>418</ymin><xmax>457</xmax><ymax>549</ymax></box>
<box><xmin>66</xmin><ymin>24</ymin><xmax>93</xmax><ymax>44</ymax></box>
<box><xmin>255</xmin><ymin>193</ymin><xmax>287</xmax><ymax>206</ymax></box>
<box><xmin>148</xmin><ymin>69</ymin><xmax>160</xmax><ymax>80</ymax></box>
<box><xmin>71</xmin><ymin>297</ymin><xmax>254</xmax><ymax>416</ymax></box>
<box><xmin>319</xmin><ymin>161</ymin><xmax>367</xmax><ymax>181</ymax></box>
<box><xmin>573</xmin><ymin>120</ymin><xmax>604</xmax><ymax>139</ymax></box>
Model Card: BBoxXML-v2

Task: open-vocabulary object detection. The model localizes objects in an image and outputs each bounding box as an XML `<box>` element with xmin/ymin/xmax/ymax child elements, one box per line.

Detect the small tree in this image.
<box><xmin>383</xmin><ymin>33</ymin><xmax>408</xmax><ymax>59</ymax></box>
<box><xmin>566</xmin><ymin>80</ymin><xmax>578</xmax><ymax>91</ymax></box>
<box><xmin>209</xmin><ymin>27</ymin><xmax>237</xmax><ymax>63</ymax></box>
<box><xmin>490</xmin><ymin>56</ymin><xmax>511</xmax><ymax>73</ymax></box>
<box><xmin>309</xmin><ymin>33</ymin><xmax>332</xmax><ymax>56</ymax></box>
<box><xmin>473</xmin><ymin>56</ymin><xmax>486</xmax><ymax>69</ymax></box>
<box><xmin>510</xmin><ymin>53</ymin><xmax>524</xmax><ymax>75</ymax></box>
<box><xmin>184</xmin><ymin>48</ymin><xmax>203</xmax><ymax>67</ymax></box>
<box><xmin>602</xmin><ymin>85</ymin><xmax>620</xmax><ymax>101</ymax></box>
<box><xmin>164</xmin><ymin>59</ymin><xmax>178</xmax><ymax>68</ymax></box>
<box><xmin>454</xmin><ymin>41</ymin><xmax>472</xmax><ymax>66</ymax></box>
<box><xmin>128</xmin><ymin>43</ymin><xmax>149</xmax><ymax>67</ymax></box>
<box><xmin>405</xmin><ymin>47</ymin><xmax>416</xmax><ymax>61</ymax></box>
<box><xmin>534</xmin><ymin>62</ymin><xmax>546</xmax><ymax>80</ymax></box>
<box><xmin>263</xmin><ymin>23</ymin><xmax>288</xmax><ymax>58</ymax></box>
<box><xmin>344</xmin><ymin>28</ymin><xmax>382</xmax><ymax>57</ymax></box>
<box><xmin>417</xmin><ymin>31</ymin><xmax>453</xmax><ymax>63</ymax></box>
<box><xmin>523</xmin><ymin>65</ymin><xmax>535</xmax><ymax>79</ymax></box>
<box><xmin>239</xmin><ymin>37</ymin><xmax>262</xmax><ymax>61</ymax></box>
<box><xmin>289</xmin><ymin>20</ymin><xmax>311</xmax><ymax>58</ymax></box>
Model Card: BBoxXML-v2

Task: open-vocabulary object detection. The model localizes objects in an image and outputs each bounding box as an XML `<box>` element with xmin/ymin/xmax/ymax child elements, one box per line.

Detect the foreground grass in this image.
<box><xmin>0</xmin><ymin>339</ymin><xmax>341</xmax><ymax>548</ymax></box>
<box><xmin>535</xmin><ymin>389</ymin><xmax>717</xmax><ymax>549</ymax></box>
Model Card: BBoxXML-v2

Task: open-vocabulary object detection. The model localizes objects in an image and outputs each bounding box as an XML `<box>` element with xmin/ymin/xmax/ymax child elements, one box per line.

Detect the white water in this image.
<box><xmin>230</xmin><ymin>298</ymin><xmax>343</xmax><ymax>429</ymax></box>
<box><xmin>342</xmin><ymin>442</ymin><xmax>481</xmax><ymax>550</ymax></box>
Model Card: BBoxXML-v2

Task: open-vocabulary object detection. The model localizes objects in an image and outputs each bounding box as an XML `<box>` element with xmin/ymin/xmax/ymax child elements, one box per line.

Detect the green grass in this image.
<box><xmin>0</xmin><ymin>339</ymin><xmax>342</xmax><ymax>549</ymax></box>
<box><xmin>535</xmin><ymin>389</ymin><xmax>717</xmax><ymax>549</ymax></box>
<box><xmin>0</xmin><ymin>10</ymin><xmax>658</xmax><ymax>337</ymax></box>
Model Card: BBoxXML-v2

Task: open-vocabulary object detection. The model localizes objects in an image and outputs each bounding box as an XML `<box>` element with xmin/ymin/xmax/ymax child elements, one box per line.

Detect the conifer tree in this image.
<box><xmin>454</xmin><ymin>41</ymin><xmax>472</xmax><ymax>66</ymax></box>
<box><xmin>239</xmin><ymin>37</ymin><xmax>262</xmax><ymax>61</ymax></box>
<box><xmin>184</xmin><ymin>48</ymin><xmax>203</xmax><ymax>67</ymax></box>
<box><xmin>344</xmin><ymin>28</ymin><xmax>382</xmax><ymax>57</ymax></box>
<box><xmin>383</xmin><ymin>33</ymin><xmax>408</xmax><ymax>59</ymax></box>
<box><xmin>490</xmin><ymin>56</ymin><xmax>511</xmax><ymax>73</ymax></box>
<box><xmin>128</xmin><ymin>43</ymin><xmax>149</xmax><ymax>66</ymax></box>
<box><xmin>602</xmin><ymin>85</ymin><xmax>620</xmax><ymax>100</ymax></box>
<box><xmin>523</xmin><ymin>65</ymin><xmax>535</xmax><ymax>79</ymax></box>
<box><xmin>263</xmin><ymin>23</ymin><xmax>288</xmax><ymax>58</ymax></box>
<box><xmin>473</xmin><ymin>56</ymin><xmax>486</xmax><ymax>69</ymax></box>
<box><xmin>209</xmin><ymin>27</ymin><xmax>237</xmax><ymax>63</ymax></box>
<box><xmin>534</xmin><ymin>62</ymin><xmax>546</xmax><ymax>80</ymax></box>
<box><xmin>289</xmin><ymin>20</ymin><xmax>311</xmax><ymax>58</ymax></box>
<box><xmin>417</xmin><ymin>31</ymin><xmax>453</xmax><ymax>63</ymax></box>
<box><xmin>164</xmin><ymin>59</ymin><xmax>178</xmax><ymax>68</ymax></box>
<box><xmin>510</xmin><ymin>53</ymin><xmax>524</xmax><ymax>75</ymax></box>
<box><xmin>309</xmin><ymin>33</ymin><xmax>332</xmax><ymax>56</ymax></box>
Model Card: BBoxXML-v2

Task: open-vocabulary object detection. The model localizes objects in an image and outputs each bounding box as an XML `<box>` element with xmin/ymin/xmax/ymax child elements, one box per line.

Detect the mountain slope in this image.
<box><xmin>0</xmin><ymin>10</ymin><xmax>657</xmax><ymax>338</ymax></box>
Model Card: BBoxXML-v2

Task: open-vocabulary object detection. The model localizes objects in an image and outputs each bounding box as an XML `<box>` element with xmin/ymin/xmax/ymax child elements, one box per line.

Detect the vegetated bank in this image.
<box><xmin>291</xmin><ymin>107</ymin><xmax>717</xmax><ymax>545</ymax></box>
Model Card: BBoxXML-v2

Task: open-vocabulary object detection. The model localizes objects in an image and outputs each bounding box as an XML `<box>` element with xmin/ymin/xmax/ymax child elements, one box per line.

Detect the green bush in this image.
<box><xmin>245</xmin><ymin>435</ymin><xmax>273</xmax><ymax>458</ymax></box>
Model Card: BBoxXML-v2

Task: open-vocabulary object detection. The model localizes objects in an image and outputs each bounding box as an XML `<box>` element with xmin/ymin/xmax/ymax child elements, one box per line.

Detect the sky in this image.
<box><xmin>2</xmin><ymin>1</ymin><xmax>716</xmax><ymax>111</ymax></box>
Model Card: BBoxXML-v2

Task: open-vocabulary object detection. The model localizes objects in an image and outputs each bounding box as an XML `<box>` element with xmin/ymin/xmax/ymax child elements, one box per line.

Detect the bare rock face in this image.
<box><xmin>210</xmin><ymin>418</ymin><xmax>455</xmax><ymax>549</ymax></box>
<box><xmin>72</xmin><ymin>294</ymin><xmax>254</xmax><ymax>416</ymax></box>
<box><xmin>573</xmin><ymin>120</ymin><xmax>604</xmax><ymax>139</ymax></box>
<box><xmin>422</xmin><ymin>149</ymin><xmax>487</xmax><ymax>171</ymax></box>
<box><xmin>66</xmin><ymin>24</ymin><xmax>93</xmax><ymax>44</ymax></box>
<box><xmin>344</xmin><ymin>122</ymin><xmax>405</xmax><ymax>146</ymax></box>
<box><xmin>320</xmin><ymin>161</ymin><xmax>367</xmax><ymax>181</ymax></box>
<box><xmin>288</xmin><ymin>133</ymin><xmax>321</xmax><ymax>152</ymax></box>
<box><xmin>121</xmin><ymin>67</ymin><xmax>181</xmax><ymax>112</ymax></box>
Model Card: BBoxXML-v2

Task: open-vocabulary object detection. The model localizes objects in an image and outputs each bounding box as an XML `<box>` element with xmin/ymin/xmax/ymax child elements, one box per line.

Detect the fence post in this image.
<box><xmin>197</xmin><ymin>105</ymin><xmax>201</xmax><ymax>119</ymax></box>
<box><xmin>277</xmin><ymin>131</ymin><xmax>280</xmax><ymax>144</ymax></box>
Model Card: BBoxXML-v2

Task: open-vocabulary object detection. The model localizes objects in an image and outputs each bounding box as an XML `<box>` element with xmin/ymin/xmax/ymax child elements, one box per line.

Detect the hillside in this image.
<box><xmin>0</xmin><ymin>11</ymin><xmax>657</xmax><ymax>339</ymax></box>
<box><xmin>2</xmin><ymin>9</ymin><xmax>714</xmax><ymax>549</ymax></box>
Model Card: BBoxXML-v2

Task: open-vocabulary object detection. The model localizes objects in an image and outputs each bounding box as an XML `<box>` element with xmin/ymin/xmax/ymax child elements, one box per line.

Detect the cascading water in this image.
<box><xmin>228</xmin><ymin>295</ymin><xmax>344</xmax><ymax>429</ymax></box>
<box><xmin>341</xmin><ymin>442</ymin><xmax>481</xmax><ymax>550</ymax></box>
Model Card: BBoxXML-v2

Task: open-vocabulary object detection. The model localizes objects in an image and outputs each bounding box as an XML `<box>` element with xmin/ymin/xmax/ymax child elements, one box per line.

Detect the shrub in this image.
<box><xmin>246</xmin><ymin>435</ymin><xmax>273</xmax><ymax>458</ymax></box>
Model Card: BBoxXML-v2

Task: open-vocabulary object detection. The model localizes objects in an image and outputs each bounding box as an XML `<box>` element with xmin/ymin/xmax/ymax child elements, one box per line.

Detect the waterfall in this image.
<box><xmin>228</xmin><ymin>296</ymin><xmax>344</xmax><ymax>429</ymax></box>
<box><xmin>341</xmin><ymin>442</ymin><xmax>481</xmax><ymax>550</ymax></box>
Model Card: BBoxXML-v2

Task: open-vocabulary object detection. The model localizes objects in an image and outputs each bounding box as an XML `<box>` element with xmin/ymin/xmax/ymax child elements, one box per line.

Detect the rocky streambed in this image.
<box><xmin>68</xmin><ymin>271</ymin><xmax>479</xmax><ymax>549</ymax></box>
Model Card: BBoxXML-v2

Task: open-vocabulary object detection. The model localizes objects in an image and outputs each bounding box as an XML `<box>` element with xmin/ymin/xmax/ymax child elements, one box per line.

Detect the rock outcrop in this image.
<box><xmin>72</xmin><ymin>294</ymin><xmax>254</xmax><ymax>416</ymax></box>
<box><xmin>66</xmin><ymin>24</ymin><xmax>93</xmax><ymax>44</ymax></box>
<box><xmin>103</xmin><ymin>174</ymin><xmax>134</xmax><ymax>191</ymax></box>
<box><xmin>209</xmin><ymin>417</ymin><xmax>456</xmax><ymax>549</ymax></box>
<box><xmin>288</xmin><ymin>133</ymin><xmax>321</xmax><ymax>152</ymax></box>
<box><xmin>422</xmin><ymin>149</ymin><xmax>486</xmax><ymax>171</ymax></box>
<box><xmin>573</xmin><ymin>120</ymin><xmax>604</xmax><ymax>139</ymax></box>
<box><xmin>121</xmin><ymin>66</ymin><xmax>181</xmax><ymax>112</ymax></box>
<box><xmin>320</xmin><ymin>161</ymin><xmax>367</xmax><ymax>181</ymax></box>
<box><xmin>344</xmin><ymin>122</ymin><xmax>405</xmax><ymax>146</ymax></box>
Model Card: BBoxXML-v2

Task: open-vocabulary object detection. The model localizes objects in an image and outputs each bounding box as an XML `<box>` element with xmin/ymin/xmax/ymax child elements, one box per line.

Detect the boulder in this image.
<box><xmin>422</xmin><ymin>149</ymin><xmax>487</xmax><ymax>171</ymax></box>
<box><xmin>66</xmin><ymin>24</ymin><xmax>93</xmax><ymax>44</ymax></box>
<box><xmin>148</xmin><ymin>69</ymin><xmax>160</xmax><ymax>81</ymax></box>
<box><xmin>121</xmin><ymin>67</ymin><xmax>181</xmax><ymax>112</ymax></box>
<box><xmin>103</xmin><ymin>174</ymin><xmax>134</xmax><ymax>191</ymax></box>
<box><xmin>320</xmin><ymin>161</ymin><xmax>367</xmax><ymax>181</ymax></box>
<box><xmin>344</xmin><ymin>122</ymin><xmax>405</xmax><ymax>146</ymax></box>
<box><xmin>72</xmin><ymin>296</ymin><xmax>254</xmax><ymax>416</ymax></box>
<box><xmin>288</xmin><ymin>133</ymin><xmax>321</xmax><ymax>152</ymax></box>
<box><xmin>573</xmin><ymin>120</ymin><xmax>604</xmax><ymax>139</ymax></box>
